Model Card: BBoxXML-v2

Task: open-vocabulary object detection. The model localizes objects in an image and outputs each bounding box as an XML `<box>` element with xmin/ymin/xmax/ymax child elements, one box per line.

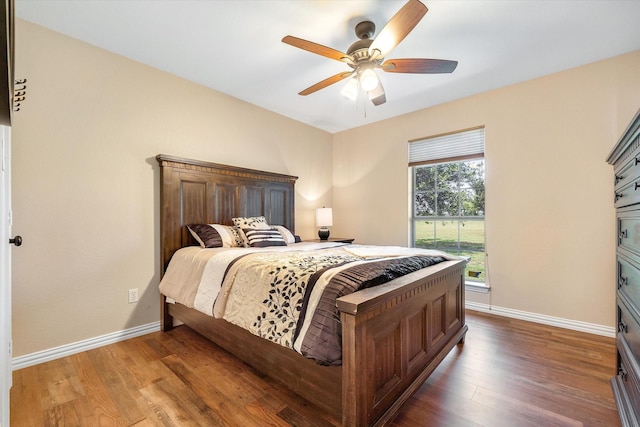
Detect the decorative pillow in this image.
<box><xmin>187</xmin><ymin>224</ymin><xmax>223</xmax><ymax>248</ymax></box>
<box><xmin>233</xmin><ymin>216</ymin><xmax>272</xmax><ymax>246</ymax></box>
<box><xmin>243</xmin><ymin>227</ymin><xmax>287</xmax><ymax>247</ymax></box>
<box><xmin>232</xmin><ymin>216</ymin><xmax>271</xmax><ymax>230</ymax></box>
<box><xmin>274</xmin><ymin>225</ymin><xmax>296</xmax><ymax>244</ymax></box>
<box><xmin>210</xmin><ymin>224</ymin><xmax>245</xmax><ymax>248</ymax></box>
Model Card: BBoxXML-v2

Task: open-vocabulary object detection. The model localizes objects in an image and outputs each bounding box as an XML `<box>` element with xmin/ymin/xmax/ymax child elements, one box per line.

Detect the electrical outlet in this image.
<box><xmin>128</xmin><ymin>288</ymin><xmax>139</xmax><ymax>304</ymax></box>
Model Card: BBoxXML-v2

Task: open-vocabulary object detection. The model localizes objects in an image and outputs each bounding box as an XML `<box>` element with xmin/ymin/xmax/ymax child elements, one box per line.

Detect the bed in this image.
<box><xmin>156</xmin><ymin>154</ymin><xmax>468</xmax><ymax>426</ymax></box>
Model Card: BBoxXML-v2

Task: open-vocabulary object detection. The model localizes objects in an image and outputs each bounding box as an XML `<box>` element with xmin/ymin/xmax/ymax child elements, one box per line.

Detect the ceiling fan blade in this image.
<box><xmin>368</xmin><ymin>0</ymin><xmax>428</xmax><ymax>60</ymax></box>
<box><xmin>282</xmin><ymin>36</ymin><xmax>353</xmax><ymax>64</ymax></box>
<box><xmin>368</xmin><ymin>81</ymin><xmax>386</xmax><ymax>106</ymax></box>
<box><xmin>381</xmin><ymin>58</ymin><xmax>458</xmax><ymax>74</ymax></box>
<box><xmin>299</xmin><ymin>72</ymin><xmax>353</xmax><ymax>96</ymax></box>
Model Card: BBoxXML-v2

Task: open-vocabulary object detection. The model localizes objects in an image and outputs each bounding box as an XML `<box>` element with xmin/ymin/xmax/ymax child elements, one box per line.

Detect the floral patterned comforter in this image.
<box><xmin>159</xmin><ymin>242</ymin><xmax>454</xmax><ymax>365</ymax></box>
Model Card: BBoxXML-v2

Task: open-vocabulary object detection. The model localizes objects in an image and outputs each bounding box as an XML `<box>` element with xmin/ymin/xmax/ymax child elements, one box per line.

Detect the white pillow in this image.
<box><xmin>274</xmin><ymin>225</ymin><xmax>296</xmax><ymax>244</ymax></box>
<box><xmin>232</xmin><ymin>216</ymin><xmax>270</xmax><ymax>229</ymax></box>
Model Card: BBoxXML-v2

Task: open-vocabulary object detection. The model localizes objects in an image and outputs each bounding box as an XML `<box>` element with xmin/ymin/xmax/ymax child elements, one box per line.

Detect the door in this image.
<box><xmin>1</xmin><ymin>125</ymin><xmax>11</xmax><ymax>427</ymax></box>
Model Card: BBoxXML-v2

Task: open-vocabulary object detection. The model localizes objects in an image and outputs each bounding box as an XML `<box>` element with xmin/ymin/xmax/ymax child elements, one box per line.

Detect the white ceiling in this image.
<box><xmin>14</xmin><ymin>0</ymin><xmax>640</xmax><ymax>133</ymax></box>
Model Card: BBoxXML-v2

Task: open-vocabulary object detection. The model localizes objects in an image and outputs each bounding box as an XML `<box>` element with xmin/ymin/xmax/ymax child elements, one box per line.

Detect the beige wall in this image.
<box><xmin>11</xmin><ymin>20</ymin><xmax>333</xmax><ymax>357</ymax></box>
<box><xmin>333</xmin><ymin>50</ymin><xmax>640</xmax><ymax>328</ymax></box>
<box><xmin>11</xmin><ymin>17</ymin><xmax>640</xmax><ymax>357</ymax></box>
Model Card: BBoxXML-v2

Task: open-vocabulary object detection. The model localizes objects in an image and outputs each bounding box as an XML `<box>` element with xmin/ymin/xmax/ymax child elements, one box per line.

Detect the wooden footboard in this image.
<box><xmin>339</xmin><ymin>258</ymin><xmax>467</xmax><ymax>426</ymax></box>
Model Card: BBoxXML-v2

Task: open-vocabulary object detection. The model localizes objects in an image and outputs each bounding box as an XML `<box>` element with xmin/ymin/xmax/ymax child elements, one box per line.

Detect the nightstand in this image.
<box><xmin>308</xmin><ymin>238</ymin><xmax>354</xmax><ymax>244</ymax></box>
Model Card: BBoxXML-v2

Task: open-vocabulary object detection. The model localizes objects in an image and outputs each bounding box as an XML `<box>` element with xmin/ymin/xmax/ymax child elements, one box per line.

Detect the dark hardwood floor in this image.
<box><xmin>10</xmin><ymin>310</ymin><xmax>620</xmax><ymax>426</ymax></box>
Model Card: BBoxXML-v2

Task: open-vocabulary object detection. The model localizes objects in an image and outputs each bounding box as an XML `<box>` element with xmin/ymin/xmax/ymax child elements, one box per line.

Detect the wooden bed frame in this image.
<box><xmin>157</xmin><ymin>154</ymin><xmax>468</xmax><ymax>426</ymax></box>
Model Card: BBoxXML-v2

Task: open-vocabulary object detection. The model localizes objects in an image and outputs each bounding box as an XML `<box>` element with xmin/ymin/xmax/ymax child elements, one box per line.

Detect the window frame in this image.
<box><xmin>408</xmin><ymin>127</ymin><xmax>487</xmax><ymax>290</ymax></box>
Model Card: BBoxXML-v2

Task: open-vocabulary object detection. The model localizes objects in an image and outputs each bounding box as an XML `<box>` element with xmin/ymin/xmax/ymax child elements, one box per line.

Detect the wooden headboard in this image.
<box><xmin>156</xmin><ymin>154</ymin><xmax>298</xmax><ymax>272</ymax></box>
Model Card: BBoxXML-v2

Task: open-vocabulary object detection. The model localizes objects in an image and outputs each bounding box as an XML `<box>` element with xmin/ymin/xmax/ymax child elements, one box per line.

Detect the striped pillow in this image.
<box><xmin>243</xmin><ymin>228</ymin><xmax>287</xmax><ymax>247</ymax></box>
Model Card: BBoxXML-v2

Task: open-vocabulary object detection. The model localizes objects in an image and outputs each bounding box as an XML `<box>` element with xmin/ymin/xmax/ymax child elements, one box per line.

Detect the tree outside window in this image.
<box><xmin>412</xmin><ymin>159</ymin><xmax>485</xmax><ymax>283</ymax></box>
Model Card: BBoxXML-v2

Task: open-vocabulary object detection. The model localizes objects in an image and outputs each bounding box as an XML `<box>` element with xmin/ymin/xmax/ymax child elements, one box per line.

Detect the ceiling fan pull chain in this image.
<box><xmin>363</xmin><ymin>93</ymin><xmax>368</xmax><ymax>118</ymax></box>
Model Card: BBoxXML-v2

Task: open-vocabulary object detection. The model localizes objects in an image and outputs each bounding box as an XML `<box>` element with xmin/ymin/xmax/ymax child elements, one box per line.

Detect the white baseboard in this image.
<box><xmin>466</xmin><ymin>301</ymin><xmax>616</xmax><ymax>338</ymax></box>
<box><xmin>11</xmin><ymin>304</ymin><xmax>615</xmax><ymax>370</ymax></box>
<box><xmin>12</xmin><ymin>321</ymin><xmax>161</xmax><ymax>371</ymax></box>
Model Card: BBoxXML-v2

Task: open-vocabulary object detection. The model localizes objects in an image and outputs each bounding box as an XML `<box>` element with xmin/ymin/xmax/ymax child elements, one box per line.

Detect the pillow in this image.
<box><xmin>233</xmin><ymin>216</ymin><xmax>272</xmax><ymax>246</ymax></box>
<box><xmin>274</xmin><ymin>225</ymin><xmax>296</xmax><ymax>244</ymax></box>
<box><xmin>210</xmin><ymin>224</ymin><xmax>245</xmax><ymax>248</ymax></box>
<box><xmin>232</xmin><ymin>216</ymin><xmax>271</xmax><ymax>230</ymax></box>
<box><xmin>187</xmin><ymin>224</ymin><xmax>223</xmax><ymax>248</ymax></box>
<box><xmin>243</xmin><ymin>227</ymin><xmax>287</xmax><ymax>247</ymax></box>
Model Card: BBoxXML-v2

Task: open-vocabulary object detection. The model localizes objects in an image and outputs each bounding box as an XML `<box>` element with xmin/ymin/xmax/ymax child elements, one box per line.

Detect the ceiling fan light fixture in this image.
<box><xmin>359</xmin><ymin>68</ymin><xmax>379</xmax><ymax>91</ymax></box>
<box><xmin>341</xmin><ymin>77</ymin><xmax>358</xmax><ymax>100</ymax></box>
<box><xmin>282</xmin><ymin>0</ymin><xmax>452</xmax><ymax>108</ymax></box>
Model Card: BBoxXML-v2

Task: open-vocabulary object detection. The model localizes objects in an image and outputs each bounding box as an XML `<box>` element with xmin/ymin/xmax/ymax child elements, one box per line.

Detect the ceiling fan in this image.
<box><xmin>282</xmin><ymin>0</ymin><xmax>458</xmax><ymax>106</ymax></box>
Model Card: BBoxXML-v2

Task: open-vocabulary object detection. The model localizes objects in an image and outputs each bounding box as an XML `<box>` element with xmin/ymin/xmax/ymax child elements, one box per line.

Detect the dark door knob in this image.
<box><xmin>9</xmin><ymin>236</ymin><xmax>22</xmax><ymax>246</ymax></box>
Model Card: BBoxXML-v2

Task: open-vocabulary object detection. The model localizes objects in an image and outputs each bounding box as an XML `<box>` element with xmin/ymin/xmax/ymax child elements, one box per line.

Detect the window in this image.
<box><xmin>409</xmin><ymin>127</ymin><xmax>486</xmax><ymax>285</ymax></box>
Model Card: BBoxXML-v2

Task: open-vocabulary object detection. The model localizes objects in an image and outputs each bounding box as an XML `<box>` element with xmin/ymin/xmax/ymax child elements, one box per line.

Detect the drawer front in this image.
<box><xmin>616</xmin><ymin>348</ymin><xmax>640</xmax><ymax>422</ymax></box>
<box><xmin>618</xmin><ymin>254</ymin><xmax>640</xmax><ymax>318</ymax></box>
<box><xmin>615</xmin><ymin>153</ymin><xmax>640</xmax><ymax>192</ymax></box>
<box><xmin>615</xmin><ymin>180</ymin><xmax>640</xmax><ymax>208</ymax></box>
<box><xmin>618</xmin><ymin>300</ymin><xmax>640</xmax><ymax>361</ymax></box>
<box><xmin>618</xmin><ymin>213</ymin><xmax>640</xmax><ymax>256</ymax></box>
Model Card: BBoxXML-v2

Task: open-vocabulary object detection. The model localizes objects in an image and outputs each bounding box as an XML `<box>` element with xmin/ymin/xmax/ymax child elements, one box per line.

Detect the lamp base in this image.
<box><xmin>318</xmin><ymin>228</ymin><xmax>330</xmax><ymax>240</ymax></box>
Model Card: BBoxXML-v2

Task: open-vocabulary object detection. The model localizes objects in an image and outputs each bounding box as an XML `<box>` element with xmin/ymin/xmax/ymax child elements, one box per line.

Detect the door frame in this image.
<box><xmin>1</xmin><ymin>125</ymin><xmax>11</xmax><ymax>427</ymax></box>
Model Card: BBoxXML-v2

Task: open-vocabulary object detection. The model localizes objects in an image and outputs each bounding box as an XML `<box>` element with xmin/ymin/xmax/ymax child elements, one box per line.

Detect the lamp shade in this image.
<box><xmin>316</xmin><ymin>208</ymin><xmax>333</xmax><ymax>227</ymax></box>
<box><xmin>341</xmin><ymin>77</ymin><xmax>358</xmax><ymax>100</ymax></box>
<box><xmin>359</xmin><ymin>68</ymin><xmax>379</xmax><ymax>91</ymax></box>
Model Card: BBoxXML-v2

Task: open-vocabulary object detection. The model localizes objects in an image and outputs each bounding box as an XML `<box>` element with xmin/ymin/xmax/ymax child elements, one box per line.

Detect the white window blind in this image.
<box><xmin>409</xmin><ymin>126</ymin><xmax>485</xmax><ymax>166</ymax></box>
